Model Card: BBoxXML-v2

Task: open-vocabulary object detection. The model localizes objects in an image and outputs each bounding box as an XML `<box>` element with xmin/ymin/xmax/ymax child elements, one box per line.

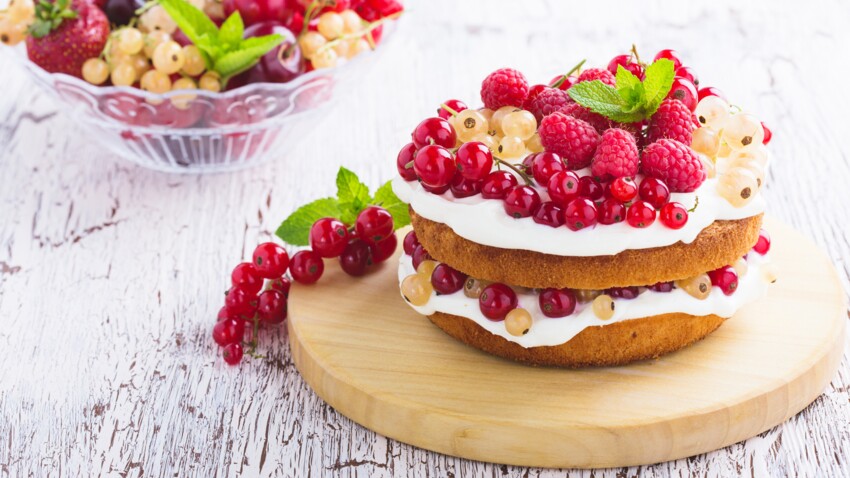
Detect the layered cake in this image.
<box><xmin>392</xmin><ymin>51</ymin><xmax>777</xmax><ymax>367</ymax></box>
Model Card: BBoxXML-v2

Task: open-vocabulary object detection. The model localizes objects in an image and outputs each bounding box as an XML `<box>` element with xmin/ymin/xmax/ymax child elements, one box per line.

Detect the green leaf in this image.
<box><xmin>615</xmin><ymin>64</ymin><xmax>644</xmax><ymax>108</ymax></box>
<box><xmin>158</xmin><ymin>0</ymin><xmax>219</xmax><ymax>47</ymax></box>
<box><xmin>374</xmin><ymin>181</ymin><xmax>411</xmax><ymax>230</ymax></box>
<box><xmin>275</xmin><ymin>198</ymin><xmax>341</xmax><ymax>246</ymax></box>
<box><xmin>568</xmin><ymin>80</ymin><xmax>625</xmax><ymax>118</ymax></box>
<box><xmin>213</xmin><ymin>34</ymin><xmax>283</xmax><ymax>79</ymax></box>
<box><xmin>642</xmin><ymin>58</ymin><xmax>676</xmax><ymax>115</ymax></box>
<box><xmin>336</xmin><ymin>167</ymin><xmax>373</xmax><ymax>225</ymax></box>
<box><xmin>218</xmin><ymin>11</ymin><xmax>244</xmax><ymax>48</ymax></box>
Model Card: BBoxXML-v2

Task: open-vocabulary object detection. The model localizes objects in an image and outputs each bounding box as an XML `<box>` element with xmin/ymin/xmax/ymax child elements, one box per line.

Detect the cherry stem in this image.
<box><xmin>551</xmin><ymin>59</ymin><xmax>586</xmax><ymax>89</ymax></box>
<box><xmin>493</xmin><ymin>157</ymin><xmax>532</xmax><ymax>185</ymax></box>
<box><xmin>440</xmin><ymin>103</ymin><xmax>460</xmax><ymax>117</ymax></box>
<box><xmin>630</xmin><ymin>44</ymin><xmax>643</xmax><ymax>66</ymax></box>
<box><xmin>688</xmin><ymin>195</ymin><xmax>700</xmax><ymax>213</ymax></box>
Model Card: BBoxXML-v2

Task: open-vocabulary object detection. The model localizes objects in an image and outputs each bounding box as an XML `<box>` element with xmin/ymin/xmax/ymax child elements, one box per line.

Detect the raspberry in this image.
<box><xmin>525</xmin><ymin>87</ymin><xmax>571</xmax><ymax>123</ymax></box>
<box><xmin>646</xmin><ymin>99</ymin><xmax>698</xmax><ymax>145</ymax></box>
<box><xmin>480</xmin><ymin>68</ymin><xmax>529</xmax><ymax>110</ymax></box>
<box><xmin>558</xmin><ymin>102</ymin><xmax>612</xmax><ymax>134</ymax></box>
<box><xmin>641</xmin><ymin>139</ymin><xmax>706</xmax><ymax>192</ymax></box>
<box><xmin>538</xmin><ymin>112</ymin><xmax>600</xmax><ymax>169</ymax></box>
<box><xmin>591</xmin><ymin>128</ymin><xmax>639</xmax><ymax>180</ymax></box>
<box><xmin>576</xmin><ymin>68</ymin><xmax>616</xmax><ymax>87</ymax></box>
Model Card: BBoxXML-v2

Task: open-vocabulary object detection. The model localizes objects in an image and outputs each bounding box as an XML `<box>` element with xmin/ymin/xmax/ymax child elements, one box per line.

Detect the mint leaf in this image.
<box><xmin>374</xmin><ymin>181</ymin><xmax>411</xmax><ymax>230</ymax></box>
<box><xmin>218</xmin><ymin>10</ymin><xmax>244</xmax><ymax>48</ymax></box>
<box><xmin>213</xmin><ymin>34</ymin><xmax>283</xmax><ymax>78</ymax></box>
<box><xmin>157</xmin><ymin>0</ymin><xmax>219</xmax><ymax>48</ymax></box>
<box><xmin>336</xmin><ymin>167</ymin><xmax>372</xmax><ymax>224</ymax></box>
<box><xmin>615</xmin><ymin>65</ymin><xmax>644</xmax><ymax>109</ymax></box>
<box><xmin>642</xmin><ymin>58</ymin><xmax>676</xmax><ymax>115</ymax></box>
<box><xmin>275</xmin><ymin>197</ymin><xmax>340</xmax><ymax>246</ymax></box>
<box><xmin>568</xmin><ymin>80</ymin><xmax>625</xmax><ymax>117</ymax></box>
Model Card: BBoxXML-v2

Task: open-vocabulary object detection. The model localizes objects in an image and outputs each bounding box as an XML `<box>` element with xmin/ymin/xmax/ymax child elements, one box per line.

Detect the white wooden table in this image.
<box><xmin>1</xmin><ymin>1</ymin><xmax>849</xmax><ymax>476</ymax></box>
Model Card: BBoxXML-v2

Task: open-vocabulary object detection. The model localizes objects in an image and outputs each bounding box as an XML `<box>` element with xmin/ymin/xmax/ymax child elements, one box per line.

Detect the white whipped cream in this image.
<box><xmin>392</xmin><ymin>172</ymin><xmax>765</xmax><ymax>257</ymax></box>
<box><xmin>398</xmin><ymin>253</ymin><xmax>772</xmax><ymax>348</ymax></box>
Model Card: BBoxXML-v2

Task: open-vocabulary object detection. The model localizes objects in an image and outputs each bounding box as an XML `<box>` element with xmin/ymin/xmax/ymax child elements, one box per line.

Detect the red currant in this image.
<box><xmin>648</xmin><ymin>282</ymin><xmax>674</xmax><ymax>292</ymax></box>
<box><xmin>753</xmin><ymin>229</ymin><xmax>771</xmax><ymax>255</ymax></box>
<box><xmin>709</xmin><ymin>266</ymin><xmax>739</xmax><ymax>295</ymax></box>
<box><xmin>396</xmin><ymin>142</ymin><xmax>418</xmax><ymax>181</ymax></box>
<box><xmin>549</xmin><ymin>74</ymin><xmax>578</xmax><ymax>91</ymax></box>
<box><xmin>761</xmin><ymin>122</ymin><xmax>772</xmax><ymax>145</ymax></box>
<box><xmin>411</xmin><ymin>244</ymin><xmax>432</xmax><ymax>270</ymax></box>
<box><xmin>269</xmin><ymin>277</ymin><xmax>291</xmax><ymax>298</ymax></box>
<box><xmin>503</xmin><ymin>185</ymin><xmax>541</xmax><ymax>219</ymax></box>
<box><xmin>411</xmin><ymin>117</ymin><xmax>457</xmax><ymax>149</ymax></box>
<box><xmin>520</xmin><ymin>154</ymin><xmax>536</xmax><ymax>175</ymax></box>
<box><xmin>697</xmin><ymin>86</ymin><xmax>725</xmax><ymax>101</ymax></box>
<box><xmin>217</xmin><ymin>306</ymin><xmax>231</xmax><ymax>321</ymax></box>
<box><xmin>222</xmin><ymin>342</ymin><xmax>244</xmax><ymax>365</ymax></box>
<box><xmin>422</xmin><ymin>183</ymin><xmax>450</xmax><ymax>195</ymax></box>
<box><xmin>675</xmin><ymin>66</ymin><xmax>699</xmax><ymax>87</ymax></box>
<box><xmin>638</xmin><ymin>177</ymin><xmax>670</xmax><ymax>209</ymax></box>
<box><xmin>413</xmin><ymin>145</ymin><xmax>456</xmax><ymax>188</ymax></box>
<box><xmin>257</xmin><ymin>290</ymin><xmax>287</xmax><ymax>324</ymax></box>
<box><xmin>666</xmin><ymin>77</ymin><xmax>698</xmax><ymax>111</ymax></box>
<box><xmin>290</xmin><ymin>250</ymin><xmax>324</xmax><ymax>284</ymax></box>
<box><xmin>478</xmin><ymin>283</ymin><xmax>518</xmax><ymax>321</ymax></box>
<box><xmin>438</xmin><ymin>99</ymin><xmax>468</xmax><ymax>120</ymax></box>
<box><xmin>450</xmin><ymin>175</ymin><xmax>483</xmax><ymax>198</ymax></box>
<box><xmin>339</xmin><ymin>239</ymin><xmax>373</xmax><ymax>276</ymax></box>
<box><xmin>310</xmin><ymin>218</ymin><xmax>350</xmax><ymax>258</ymax></box>
<box><xmin>626</xmin><ymin>200</ymin><xmax>656</xmax><ymax>228</ymax></box>
<box><xmin>547</xmin><ymin>170</ymin><xmax>580</xmax><ymax>206</ymax></box>
<box><xmin>564</xmin><ymin>198</ymin><xmax>598</xmax><ymax>231</ymax></box>
<box><xmin>607</xmin><ymin>286</ymin><xmax>640</xmax><ymax>299</ymax></box>
<box><xmin>252</xmin><ymin>242</ymin><xmax>289</xmax><ymax>279</ymax></box>
<box><xmin>212</xmin><ymin>317</ymin><xmax>245</xmax><ymax>346</ymax></box>
<box><xmin>231</xmin><ymin>262</ymin><xmax>263</xmax><ymax>295</ymax></box>
<box><xmin>609</xmin><ymin>176</ymin><xmax>637</xmax><ymax>202</ymax></box>
<box><xmin>598</xmin><ymin>198</ymin><xmax>626</xmax><ymax>225</ymax></box>
<box><xmin>532</xmin><ymin>201</ymin><xmax>564</xmax><ymax>228</ymax></box>
<box><xmin>225</xmin><ymin>286</ymin><xmax>257</xmax><ymax>317</ymax></box>
<box><xmin>456</xmin><ymin>142</ymin><xmax>493</xmax><ymax>181</ymax></box>
<box><xmin>660</xmin><ymin>202</ymin><xmax>688</xmax><ymax>229</ymax></box>
<box><xmin>607</xmin><ymin>54</ymin><xmax>644</xmax><ymax>79</ymax></box>
<box><xmin>530</xmin><ymin>151</ymin><xmax>565</xmax><ymax>185</ymax></box>
<box><xmin>481</xmin><ymin>171</ymin><xmax>518</xmax><ymax>199</ymax></box>
<box><xmin>430</xmin><ymin>263</ymin><xmax>467</xmax><ymax>294</ymax></box>
<box><xmin>369</xmin><ymin>234</ymin><xmax>398</xmax><ymax>263</ymax></box>
<box><xmin>538</xmin><ymin>288</ymin><xmax>576</xmax><ymax>318</ymax></box>
<box><xmin>355</xmin><ymin>206</ymin><xmax>393</xmax><ymax>245</ymax></box>
<box><xmin>578</xmin><ymin>176</ymin><xmax>603</xmax><ymax>201</ymax></box>
<box><xmin>653</xmin><ymin>49</ymin><xmax>683</xmax><ymax>70</ymax></box>
<box><xmin>402</xmin><ymin>231</ymin><xmax>419</xmax><ymax>256</ymax></box>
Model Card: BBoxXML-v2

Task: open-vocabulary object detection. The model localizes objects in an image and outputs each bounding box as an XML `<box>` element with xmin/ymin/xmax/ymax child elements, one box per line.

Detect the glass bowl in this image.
<box><xmin>6</xmin><ymin>22</ymin><xmax>396</xmax><ymax>174</ymax></box>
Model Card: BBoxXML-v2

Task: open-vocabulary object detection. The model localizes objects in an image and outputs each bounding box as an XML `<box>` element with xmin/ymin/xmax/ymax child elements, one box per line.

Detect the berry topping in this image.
<box><xmin>450</xmin><ymin>175</ymin><xmax>483</xmax><ymax>198</ymax></box>
<box><xmin>641</xmin><ymin>139</ymin><xmax>706</xmax><ymax>192</ymax></box>
<box><xmin>355</xmin><ymin>206</ymin><xmax>393</xmax><ymax>244</ymax></box>
<box><xmin>412</xmin><ymin>117</ymin><xmax>457</xmax><ymax>149</ymax></box>
<box><xmin>525</xmin><ymin>87</ymin><xmax>571</xmax><ymax>123</ymax></box>
<box><xmin>564</xmin><ymin>198</ymin><xmax>598</xmax><ymax>231</ymax></box>
<box><xmin>638</xmin><ymin>177</ymin><xmax>671</xmax><ymax>209</ymax></box>
<box><xmin>538</xmin><ymin>288</ymin><xmax>577</xmax><ymax>318</ymax></box>
<box><xmin>257</xmin><ymin>290</ymin><xmax>287</xmax><ymax>324</ymax></box>
<box><xmin>310</xmin><ymin>218</ymin><xmax>350</xmax><ymax>258</ymax></box>
<box><xmin>546</xmin><ymin>170</ymin><xmax>580</xmax><ymax>206</ymax></box>
<box><xmin>609</xmin><ymin>177</ymin><xmax>638</xmax><ymax>203</ymax></box>
<box><xmin>414</xmin><ymin>145</ymin><xmax>456</xmax><ymax>188</ymax></box>
<box><xmin>675</xmin><ymin>66</ymin><xmax>699</xmax><ymax>87</ymax></box>
<box><xmin>753</xmin><ymin>229</ymin><xmax>771</xmax><ymax>255</ymax></box>
<box><xmin>666</xmin><ymin>77</ymin><xmax>698</xmax><ymax>111</ymax></box>
<box><xmin>709</xmin><ymin>266</ymin><xmax>739</xmax><ymax>296</ymax></box>
<box><xmin>456</xmin><ymin>142</ymin><xmax>494</xmax><ymax>181</ymax></box>
<box><xmin>339</xmin><ymin>239</ymin><xmax>373</xmax><ymax>276</ymax></box>
<box><xmin>402</xmin><ymin>231</ymin><xmax>420</xmax><ymax>256</ymax></box>
<box><xmin>598</xmin><ymin>198</ymin><xmax>626</xmax><ymax>225</ymax></box>
<box><xmin>532</xmin><ymin>201</ymin><xmax>565</xmax><ymax>228</ymax></box>
<box><xmin>576</xmin><ymin>67</ymin><xmax>616</xmax><ymax>86</ymax></box>
<box><xmin>660</xmin><ymin>202</ymin><xmax>689</xmax><ymax>229</ymax></box>
<box><xmin>439</xmin><ymin>99</ymin><xmax>468</xmax><ymax>119</ymax></box>
<box><xmin>591</xmin><ymin>128</ymin><xmax>639</xmax><ymax>180</ymax></box>
<box><xmin>538</xmin><ymin>112</ymin><xmax>600</xmax><ymax>169</ymax></box>
<box><xmin>505</xmin><ymin>309</ymin><xmax>533</xmax><ymax>336</ymax></box>
<box><xmin>231</xmin><ymin>262</ymin><xmax>263</xmax><ymax>295</ymax></box>
<box><xmin>369</xmin><ymin>234</ymin><xmax>398</xmax><ymax>263</ymax></box>
<box><xmin>396</xmin><ymin>142</ymin><xmax>418</xmax><ymax>181</ymax></box>
<box><xmin>577</xmin><ymin>176</ymin><xmax>603</xmax><ymax>201</ymax></box>
<box><xmin>290</xmin><ymin>250</ymin><xmax>324</xmax><ymax>284</ymax></box>
<box><xmin>530</xmin><ymin>152</ymin><xmax>566</xmax><ymax>185</ymax></box>
<box><xmin>430</xmin><ymin>264</ymin><xmax>467</xmax><ymax>295</ymax></box>
<box><xmin>626</xmin><ymin>200</ymin><xmax>656</xmax><ymax>228</ymax></box>
<box><xmin>522</xmin><ymin>84</ymin><xmax>549</xmax><ymax>110</ymax></box>
<box><xmin>481</xmin><ymin>171</ymin><xmax>519</xmax><ymax>200</ymax></box>
<box><xmin>478</xmin><ymin>283</ymin><xmax>518</xmax><ymax>321</ymax></box>
<box><xmin>411</xmin><ymin>244</ymin><xmax>432</xmax><ymax>271</ymax></box>
<box><xmin>252</xmin><ymin>242</ymin><xmax>289</xmax><ymax>279</ymax></box>
<box><xmin>480</xmin><ymin>68</ymin><xmax>530</xmax><ymax>110</ymax></box>
<box><xmin>503</xmin><ymin>185</ymin><xmax>541</xmax><ymax>219</ymax></box>
<box><xmin>646</xmin><ymin>99</ymin><xmax>698</xmax><ymax>145</ymax></box>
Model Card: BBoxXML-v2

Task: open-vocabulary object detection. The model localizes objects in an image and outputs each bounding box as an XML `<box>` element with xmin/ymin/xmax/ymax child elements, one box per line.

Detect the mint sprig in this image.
<box><xmin>275</xmin><ymin>167</ymin><xmax>410</xmax><ymax>246</ymax></box>
<box><xmin>157</xmin><ymin>0</ymin><xmax>284</xmax><ymax>83</ymax></box>
<box><xmin>568</xmin><ymin>58</ymin><xmax>676</xmax><ymax>123</ymax></box>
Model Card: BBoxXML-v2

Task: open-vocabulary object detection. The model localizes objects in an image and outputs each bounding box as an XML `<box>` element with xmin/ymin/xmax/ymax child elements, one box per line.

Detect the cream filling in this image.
<box><xmin>398</xmin><ymin>253</ymin><xmax>772</xmax><ymax>348</ymax></box>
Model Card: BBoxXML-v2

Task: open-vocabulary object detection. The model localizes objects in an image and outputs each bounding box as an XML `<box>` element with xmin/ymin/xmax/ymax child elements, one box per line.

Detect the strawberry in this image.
<box><xmin>25</xmin><ymin>0</ymin><xmax>109</xmax><ymax>79</ymax></box>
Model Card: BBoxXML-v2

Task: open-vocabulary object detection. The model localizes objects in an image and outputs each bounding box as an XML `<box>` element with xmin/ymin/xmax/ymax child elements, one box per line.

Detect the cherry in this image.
<box><xmin>438</xmin><ymin>99</ymin><xmax>467</xmax><ymax>119</ymax></box>
<box><xmin>753</xmin><ymin>229</ymin><xmax>771</xmax><ymax>255</ymax></box>
<box><xmin>450</xmin><ymin>175</ymin><xmax>483</xmax><ymax>198</ymax></box>
<box><xmin>257</xmin><ymin>290</ymin><xmax>287</xmax><ymax>324</ymax></box>
<box><xmin>709</xmin><ymin>266</ymin><xmax>739</xmax><ymax>295</ymax></box>
<box><xmin>310</xmin><ymin>218</ymin><xmax>349</xmax><ymax>258</ymax></box>
<box><xmin>532</xmin><ymin>201</ymin><xmax>564</xmax><ymax>228</ymax></box>
<box><xmin>355</xmin><ymin>206</ymin><xmax>393</xmax><ymax>244</ymax></box>
<box><xmin>290</xmin><ymin>250</ymin><xmax>324</xmax><ymax>284</ymax></box>
<box><xmin>638</xmin><ymin>177</ymin><xmax>670</xmax><ymax>209</ymax></box>
<box><xmin>547</xmin><ymin>170</ymin><xmax>580</xmax><ymax>206</ymax></box>
<box><xmin>252</xmin><ymin>242</ymin><xmax>289</xmax><ymax>279</ymax></box>
<box><xmin>660</xmin><ymin>202</ymin><xmax>688</xmax><ymax>229</ymax></box>
<box><xmin>653</xmin><ymin>49</ymin><xmax>683</xmax><ymax>70</ymax></box>
<box><xmin>237</xmin><ymin>22</ymin><xmax>304</xmax><ymax>84</ymax></box>
<box><xmin>411</xmin><ymin>117</ymin><xmax>457</xmax><ymax>149</ymax></box>
<box><xmin>626</xmin><ymin>200</ymin><xmax>656</xmax><ymax>228</ymax></box>
<box><xmin>675</xmin><ymin>66</ymin><xmax>699</xmax><ymax>87</ymax></box>
<box><xmin>697</xmin><ymin>86</ymin><xmax>725</xmax><ymax>101</ymax></box>
<box><xmin>339</xmin><ymin>239</ymin><xmax>373</xmax><ymax>276</ymax></box>
<box><xmin>598</xmin><ymin>198</ymin><xmax>626</xmax><ymax>225</ymax></box>
<box><xmin>225</xmin><ymin>286</ymin><xmax>258</xmax><ymax>317</ymax></box>
<box><xmin>231</xmin><ymin>262</ymin><xmax>263</xmax><ymax>295</ymax></box>
<box><xmin>578</xmin><ymin>176</ymin><xmax>603</xmax><ymax>201</ymax></box>
<box><xmin>413</xmin><ymin>145</ymin><xmax>456</xmax><ymax>188</ymax></box>
<box><xmin>402</xmin><ymin>231</ymin><xmax>420</xmax><ymax>256</ymax></box>
<box><xmin>648</xmin><ymin>282</ymin><xmax>674</xmax><ymax>292</ymax></box>
<box><xmin>607</xmin><ymin>54</ymin><xmax>644</xmax><ymax>79</ymax></box>
<box><xmin>538</xmin><ymin>288</ymin><xmax>577</xmax><ymax>318</ymax></box>
<box><xmin>411</xmin><ymin>244</ymin><xmax>432</xmax><ymax>270</ymax></box>
<box><xmin>609</xmin><ymin>177</ymin><xmax>637</xmax><ymax>202</ymax></box>
<box><xmin>564</xmin><ymin>198</ymin><xmax>598</xmax><ymax>231</ymax></box>
<box><xmin>607</xmin><ymin>286</ymin><xmax>640</xmax><ymax>299</ymax></box>
<box><xmin>369</xmin><ymin>234</ymin><xmax>398</xmax><ymax>263</ymax></box>
<box><xmin>761</xmin><ymin>122</ymin><xmax>772</xmax><ymax>145</ymax></box>
<box><xmin>503</xmin><ymin>185</ymin><xmax>541</xmax><ymax>218</ymax></box>
<box><xmin>481</xmin><ymin>171</ymin><xmax>518</xmax><ymax>199</ymax></box>
<box><xmin>456</xmin><ymin>142</ymin><xmax>493</xmax><ymax>181</ymax></box>
<box><xmin>268</xmin><ymin>277</ymin><xmax>291</xmax><ymax>298</ymax></box>
<box><xmin>212</xmin><ymin>317</ymin><xmax>246</xmax><ymax>346</ymax></box>
<box><xmin>478</xmin><ymin>283</ymin><xmax>518</xmax><ymax>321</ymax></box>
<box><xmin>430</xmin><ymin>264</ymin><xmax>467</xmax><ymax>295</ymax></box>
<box><xmin>223</xmin><ymin>0</ymin><xmax>292</xmax><ymax>26</ymax></box>
<box><xmin>666</xmin><ymin>77</ymin><xmax>698</xmax><ymax>111</ymax></box>
<box><xmin>396</xmin><ymin>142</ymin><xmax>418</xmax><ymax>181</ymax></box>
<box><xmin>104</xmin><ymin>0</ymin><xmax>143</xmax><ymax>26</ymax></box>
<box><xmin>549</xmin><ymin>74</ymin><xmax>578</xmax><ymax>91</ymax></box>
<box><xmin>222</xmin><ymin>343</ymin><xmax>244</xmax><ymax>365</ymax></box>
<box><xmin>530</xmin><ymin>152</ymin><xmax>565</xmax><ymax>185</ymax></box>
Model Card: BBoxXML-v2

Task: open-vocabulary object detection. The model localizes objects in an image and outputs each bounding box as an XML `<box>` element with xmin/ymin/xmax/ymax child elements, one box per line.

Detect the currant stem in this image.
<box><xmin>688</xmin><ymin>195</ymin><xmax>700</xmax><ymax>213</ymax></box>
<box><xmin>630</xmin><ymin>44</ymin><xmax>643</xmax><ymax>66</ymax></box>
<box><xmin>493</xmin><ymin>157</ymin><xmax>532</xmax><ymax>185</ymax></box>
<box><xmin>440</xmin><ymin>103</ymin><xmax>460</xmax><ymax>117</ymax></box>
<box><xmin>135</xmin><ymin>0</ymin><xmax>158</xmax><ymax>17</ymax></box>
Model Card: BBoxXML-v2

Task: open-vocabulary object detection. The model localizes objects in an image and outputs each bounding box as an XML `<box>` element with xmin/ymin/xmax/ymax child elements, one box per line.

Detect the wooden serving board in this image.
<box><xmin>287</xmin><ymin>217</ymin><xmax>846</xmax><ymax>468</ymax></box>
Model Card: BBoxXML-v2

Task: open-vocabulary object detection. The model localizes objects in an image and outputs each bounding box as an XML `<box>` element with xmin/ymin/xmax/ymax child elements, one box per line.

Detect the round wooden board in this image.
<box><xmin>287</xmin><ymin>217</ymin><xmax>846</xmax><ymax>469</ymax></box>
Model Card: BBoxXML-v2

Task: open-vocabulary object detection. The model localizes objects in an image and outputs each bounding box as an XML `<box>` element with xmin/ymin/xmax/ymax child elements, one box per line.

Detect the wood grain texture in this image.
<box><xmin>0</xmin><ymin>0</ymin><xmax>849</xmax><ymax>476</ymax></box>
